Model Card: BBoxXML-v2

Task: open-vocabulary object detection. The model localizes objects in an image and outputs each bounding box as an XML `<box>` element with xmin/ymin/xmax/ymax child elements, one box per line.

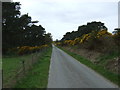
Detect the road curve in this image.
<box><xmin>47</xmin><ymin>45</ymin><xmax>118</xmax><ymax>88</ymax></box>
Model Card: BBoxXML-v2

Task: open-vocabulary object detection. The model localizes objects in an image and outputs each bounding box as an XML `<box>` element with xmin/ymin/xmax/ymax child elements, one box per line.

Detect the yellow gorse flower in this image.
<box><xmin>17</xmin><ymin>44</ymin><xmax>49</xmax><ymax>55</ymax></box>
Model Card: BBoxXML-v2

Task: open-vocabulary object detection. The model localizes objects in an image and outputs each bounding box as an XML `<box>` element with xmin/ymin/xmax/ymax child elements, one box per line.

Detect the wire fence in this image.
<box><xmin>3</xmin><ymin>48</ymin><xmax>48</xmax><ymax>88</ymax></box>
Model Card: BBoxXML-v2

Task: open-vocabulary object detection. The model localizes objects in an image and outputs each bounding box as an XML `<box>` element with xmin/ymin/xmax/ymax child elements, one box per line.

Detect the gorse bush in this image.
<box><xmin>18</xmin><ymin>46</ymin><xmax>30</xmax><ymax>55</ymax></box>
<box><xmin>7</xmin><ymin>44</ymin><xmax>49</xmax><ymax>56</ymax></box>
<box><xmin>56</xmin><ymin>29</ymin><xmax>119</xmax><ymax>54</ymax></box>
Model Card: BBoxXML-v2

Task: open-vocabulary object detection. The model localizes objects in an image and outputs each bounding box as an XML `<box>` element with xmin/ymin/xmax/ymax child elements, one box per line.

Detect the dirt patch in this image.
<box><xmin>106</xmin><ymin>57</ymin><xmax>120</xmax><ymax>74</ymax></box>
<box><xmin>63</xmin><ymin>46</ymin><xmax>101</xmax><ymax>63</ymax></box>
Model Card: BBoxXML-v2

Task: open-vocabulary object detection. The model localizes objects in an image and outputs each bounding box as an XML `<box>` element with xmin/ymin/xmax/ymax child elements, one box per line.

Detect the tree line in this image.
<box><xmin>61</xmin><ymin>21</ymin><xmax>108</xmax><ymax>41</ymax></box>
<box><xmin>2</xmin><ymin>2</ymin><xmax>52</xmax><ymax>55</ymax></box>
<box><xmin>55</xmin><ymin>21</ymin><xmax>120</xmax><ymax>54</ymax></box>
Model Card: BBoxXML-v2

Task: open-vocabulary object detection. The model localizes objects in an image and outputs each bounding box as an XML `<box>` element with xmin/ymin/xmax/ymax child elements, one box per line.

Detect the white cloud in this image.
<box><xmin>13</xmin><ymin>0</ymin><xmax>118</xmax><ymax>40</ymax></box>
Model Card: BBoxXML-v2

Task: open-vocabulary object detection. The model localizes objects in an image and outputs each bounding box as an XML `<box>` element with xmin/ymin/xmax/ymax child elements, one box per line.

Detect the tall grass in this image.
<box><xmin>14</xmin><ymin>47</ymin><xmax>52</xmax><ymax>88</ymax></box>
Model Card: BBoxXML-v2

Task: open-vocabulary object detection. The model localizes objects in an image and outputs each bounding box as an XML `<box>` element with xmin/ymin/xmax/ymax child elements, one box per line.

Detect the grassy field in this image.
<box><xmin>0</xmin><ymin>58</ymin><xmax>2</xmax><ymax>70</ymax></box>
<box><xmin>3</xmin><ymin>52</ymin><xmax>40</xmax><ymax>85</ymax></box>
<box><xmin>58</xmin><ymin>46</ymin><xmax>120</xmax><ymax>87</ymax></box>
<box><xmin>3</xmin><ymin>55</ymin><xmax>32</xmax><ymax>84</ymax></box>
<box><xmin>14</xmin><ymin>47</ymin><xmax>52</xmax><ymax>88</ymax></box>
<box><xmin>3</xmin><ymin>47</ymin><xmax>52</xmax><ymax>88</ymax></box>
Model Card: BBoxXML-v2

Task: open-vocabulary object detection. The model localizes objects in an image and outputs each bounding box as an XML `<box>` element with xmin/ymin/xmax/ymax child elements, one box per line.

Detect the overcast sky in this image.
<box><xmin>13</xmin><ymin>0</ymin><xmax>119</xmax><ymax>40</ymax></box>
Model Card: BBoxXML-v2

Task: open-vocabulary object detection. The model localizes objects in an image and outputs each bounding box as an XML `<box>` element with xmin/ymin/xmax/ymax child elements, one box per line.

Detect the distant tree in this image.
<box><xmin>61</xmin><ymin>21</ymin><xmax>107</xmax><ymax>41</ymax></box>
<box><xmin>78</xmin><ymin>21</ymin><xmax>107</xmax><ymax>36</ymax></box>
<box><xmin>55</xmin><ymin>39</ymin><xmax>59</xmax><ymax>42</ymax></box>
<box><xmin>61</xmin><ymin>32</ymin><xmax>71</xmax><ymax>40</ymax></box>
<box><xmin>113</xmin><ymin>28</ymin><xmax>120</xmax><ymax>35</ymax></box>
<box><xmin>112</xmin><ymin>28</ymin><xmax>120</xmax><ymax>46</ymax></box>
<box><xmin>44</xmin><ymin>33</ymin><xmax>52</xmax><ymax>45</ymax></box>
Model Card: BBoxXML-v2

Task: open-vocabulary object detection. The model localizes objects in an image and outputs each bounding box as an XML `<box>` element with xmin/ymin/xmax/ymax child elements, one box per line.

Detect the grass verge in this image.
<box><xmin>58</xmin><ymin>46</ymin><xmax>120</xmax><ymax>87</ymax></box>
<box><xmin>3</xmin><ymin>55</ymin><xmax>32</xmax><ymax>84</ymax></box>
<box><xmin>0</xmin><ymin>58</ymin><xmax>2</xmax><ymax>70</ymax></box>
<box><xmin>14</xmin><ymin>47</ymin><xmax>52</xmax><ymax>88</ymax></box>
<box><xmin>3</xmin><ymin>51</ymin><xmax>43</xmax><ymax>85</ymax></box>
<box><xmin>96</xmin><ymin>51</ymin><xmax>120</xmax><ymax>65</ymax></box>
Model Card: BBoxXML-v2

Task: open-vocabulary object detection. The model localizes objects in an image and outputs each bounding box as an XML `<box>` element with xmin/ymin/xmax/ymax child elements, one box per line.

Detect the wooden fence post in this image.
<box><xmin>31</xmin><ymin>54</ymin><xmax>34</xmax><ymax>66</ymax></box>
<box><xmin>22</xmin><ymin>60</ymin><xmax>25</xmax><ymax>74</ymax></box>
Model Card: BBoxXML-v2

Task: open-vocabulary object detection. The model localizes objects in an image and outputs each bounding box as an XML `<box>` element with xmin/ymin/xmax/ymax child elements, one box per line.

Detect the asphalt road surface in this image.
<box><xmin>47</xmin><ymin>45</ymin><xmax>118</xmax><ymax>88</ymax></box>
